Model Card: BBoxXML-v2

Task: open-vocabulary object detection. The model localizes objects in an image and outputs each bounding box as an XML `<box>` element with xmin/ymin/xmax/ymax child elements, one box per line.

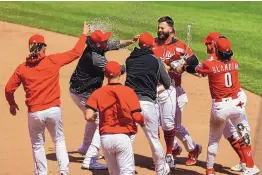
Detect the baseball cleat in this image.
<box><xmin>241</xmin><ymin>165</ymin><xmax>260</xmax><ymax>175</ymax></box>
<box><xmin>185</xmin><ymin>144</ymin><xmax>202</xmax><ymax>166</ymax></box>
<box><xmin>81</xmin><ymin>161</ymin><xmax>108</xmax><ymax>170</ymax></box>
<box><xmin>78</xmin><ymin>147</ymin><xmax>104</xmax><ymax>160</ymax></box>
<box><xmin>163</xmin><ymin>162</ymin><xmax>171</xmax><ymax>175</ymax></box>
<box><xmin>206</xmin><ymin>168</ymin><xmax>215</xmax><ymax>175</ymax></box>
<box><xmin>166</xmin><ymin>154</ymin><xmax>175</xmax><ymax>170</ymax></box>
<box><xmin>172</xmin><ymin>145</ymin><xmax>182</xmax><ymax>157</ymax></box>
<box><xmin>231</xmin><ymin>162</ymin><xmax>246</xmax><ymax>172</ymax></box>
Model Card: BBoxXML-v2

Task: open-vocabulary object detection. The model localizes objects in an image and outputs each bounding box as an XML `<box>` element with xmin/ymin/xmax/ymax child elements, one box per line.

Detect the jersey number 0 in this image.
<box><xmin>225</xmin><ymin>72</ymin><xmax>233</xmax><ymax>88</ymax></box>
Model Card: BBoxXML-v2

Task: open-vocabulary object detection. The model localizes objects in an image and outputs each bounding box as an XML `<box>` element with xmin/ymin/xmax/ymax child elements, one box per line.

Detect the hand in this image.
<box><xmin>131</xmin><ymin>35</ymin><xmax>139</xmax><ymax>43</ymax></box>
<box><xmin>85</xmin><ymin>115</ymin><xmax>94</xmax><ymax>122</ymax></box>
<box><xmin>10</xmin><ymin>104</ymin><xmax>19</xmax><ymax>116</ymax></box>
<box><xmin>85</xmin><ymin>112</ymin><xmax>97</xmax><ymax>122</ymax></box>
<box><xmin>140</xmin><ymin>123</ymin><xmax>145</xmax><ymax>128</ymax></box>
<box><xmin>175</xmin><ymin>65</ymin><xmax>185</xmax><ymax>74</ymax></box>
<box><xmin>164</xmin><ymin>64</ymin><xmax>171</xmax><ymax>71</ymax></box>
<box><xmin>82</xmin><ymin>21</ymin><xmax>91</xmax><ymax>35</ymax></box>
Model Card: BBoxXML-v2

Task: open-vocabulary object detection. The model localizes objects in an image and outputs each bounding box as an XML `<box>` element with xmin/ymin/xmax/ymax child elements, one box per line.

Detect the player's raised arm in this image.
<box><xmin>50</xmin><ymin>22</ymin><xmax>90</xmax><ymax>67</ymax></box>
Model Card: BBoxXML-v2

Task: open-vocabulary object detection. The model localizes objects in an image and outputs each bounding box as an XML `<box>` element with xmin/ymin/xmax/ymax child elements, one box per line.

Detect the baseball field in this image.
<box><xmin>0</xmin><ymin>1</ymin><xmax>261</xmax><ymax>175</ymax></box>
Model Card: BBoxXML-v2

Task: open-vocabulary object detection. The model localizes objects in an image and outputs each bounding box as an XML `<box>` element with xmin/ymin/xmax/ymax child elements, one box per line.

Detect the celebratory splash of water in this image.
<box><xmin>86</xmin><ymin>17</ymin><xmax>119</xmax><ymax>39</ymax></box>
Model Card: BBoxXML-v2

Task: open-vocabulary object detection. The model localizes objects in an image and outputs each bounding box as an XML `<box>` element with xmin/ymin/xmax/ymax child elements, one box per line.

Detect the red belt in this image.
<box><xmin>214</xmin><ymin>95</ymin><xmax>238</xmax><ymax>102</ymax></box>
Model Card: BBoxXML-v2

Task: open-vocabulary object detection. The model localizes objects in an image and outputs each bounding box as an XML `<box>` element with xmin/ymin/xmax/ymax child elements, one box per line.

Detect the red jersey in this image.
<box><xmin>153</xmin><ymin>37</ymin><xmax>194</xmax><ymax>86</ymax></box>
<box><xmin>86</xmin><ymin>83</ymin><xmax>144</xmax><ymax>136</ymax></box>
<box><xmin>5</xmin><ymin>34</ymin><xmax>87</xmax><ymax>112</ymax></box>
<box><xmin>195</xmin><ymin>54</ymin><xmax>241</xmax><ymax>100</ymax></box>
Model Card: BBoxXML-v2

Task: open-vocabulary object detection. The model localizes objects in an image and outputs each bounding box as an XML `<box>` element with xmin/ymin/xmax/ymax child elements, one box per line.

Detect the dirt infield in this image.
<box><xmin>0</xmin><ymin>21</ymin><xmax>261</xmax><ymax>175</ymax></box>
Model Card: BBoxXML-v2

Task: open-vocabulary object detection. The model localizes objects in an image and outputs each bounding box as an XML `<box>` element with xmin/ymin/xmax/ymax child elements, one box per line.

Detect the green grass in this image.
<box><xmin>0</xmin><ymin>2</ymin><xmax>262</xmax><ymax>95</ymax></box>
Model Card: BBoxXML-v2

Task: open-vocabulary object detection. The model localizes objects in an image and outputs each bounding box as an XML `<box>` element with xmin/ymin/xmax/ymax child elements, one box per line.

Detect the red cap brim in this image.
<box><xmin>102</xmin><ymin>32</ymin><xmax>112</xmax><ymax>42</ymax></box>
<box><xmin>201</xmin><ymin>38</ymin><xmax>207</xmax><ymax>43</ymax></box>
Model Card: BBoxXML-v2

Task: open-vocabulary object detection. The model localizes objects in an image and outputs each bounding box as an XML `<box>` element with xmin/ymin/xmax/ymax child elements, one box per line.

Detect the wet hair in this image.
<box><xmin>29</xmin><ymin>43</ymin><xmax>46</xmax><ymax>58</ymax></box>
<box><xmin>217</xmin><ymin>50</ymin><xmax>233</xmax><ymax>62</ymax></box>
<box><xmin>215</xmin><ymin>36</ymin><xmax>233</xmax><ymax>62</ymax></box>
<box><xmin>158</xmin><ymin>16</ymin><xmax>174</xmax><ymax>27</ymax></box>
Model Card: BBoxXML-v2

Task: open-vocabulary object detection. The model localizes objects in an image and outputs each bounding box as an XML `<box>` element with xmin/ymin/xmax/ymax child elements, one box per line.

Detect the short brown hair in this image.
<box><xmin>158</xmin><ymin>16</ymin><xmax>174</xmax><ymax>27</ymax></box>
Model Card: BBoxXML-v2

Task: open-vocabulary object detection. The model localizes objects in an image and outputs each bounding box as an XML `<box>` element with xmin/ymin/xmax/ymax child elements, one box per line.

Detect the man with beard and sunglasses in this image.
<box><xmin>152</xmin><ymin>16</ymin><xmax>202</xmax><ymax>168</ymax></box>
<box><xmin>69</xmin><ymin>29</ymin><xmax>139</xmax><ymax>170</ymax></box>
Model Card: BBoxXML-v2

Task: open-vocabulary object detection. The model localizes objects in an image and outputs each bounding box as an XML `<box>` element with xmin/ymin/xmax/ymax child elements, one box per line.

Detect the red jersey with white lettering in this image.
<box><xmin>153</xmin><ymin>37</ymin><xmax>194</xmax><ymax>86</ymax></box>
<box><xmin>195</xmin><ymin>55</ymin><xmax>241</xmax><ymax>100</ymax></box>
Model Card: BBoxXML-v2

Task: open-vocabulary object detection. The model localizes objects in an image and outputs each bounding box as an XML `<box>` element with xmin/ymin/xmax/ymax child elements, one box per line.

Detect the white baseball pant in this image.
<box><xmin>207</xmin><ymin>97</ymin><xmax>250</xmax><ymax>169</ymax></box>
<box><xmin>140</xmin><ymin>100</ymin><xmax>170</xmax><ymax>175</ymax></box>
<box><xmin>157</xmin><ymin>86</ymin><xmax>176</xmax><ymax>131</ymax></box>
<box><xmin>70</xmin><ymin>93</ymin><xmax>100</xmax><ymax>164</ymax></box>
<box><xmin>223</xmin><ymin>89</ymin><xmax>250</xmax><ymax>140</ymax></box>
<box><xmin>173</xmin><ymin>86</ymin><xmax>196</xmax><ymax>152</ymax></box>
<box><xmin>101</xmin><ymin>134</ymin><xmax>135</xmax><ymax>175</ymax></box>
<box><xmin>28</xmin><ymin>106</ymin><xmax>69</xmax><ymax>175</ymax></box>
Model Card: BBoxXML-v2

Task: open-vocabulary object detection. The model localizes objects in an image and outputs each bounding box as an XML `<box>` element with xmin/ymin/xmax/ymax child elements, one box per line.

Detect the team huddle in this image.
<box><xmin>4</xmin><ymin>16</ymin><xmax>260</xmax><ymax>175</ymax></box>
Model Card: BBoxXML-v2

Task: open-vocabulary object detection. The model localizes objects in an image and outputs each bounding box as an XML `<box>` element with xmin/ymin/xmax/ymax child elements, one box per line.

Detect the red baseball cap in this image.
<box><xmin>29</xmin><ymin>34</ymin><xmax>46</xmax><ymax>45</ymax></box>
<box><xmin>139</xmin><ymin>32</ymin><xmax>155</xmax><ymax>47</ymax></box>
<box><xmin>215</xmin><ymin>37</ymin><xmax>231</xmax><ymax>52</ymax></box>
<box><xmin>201</xmin><ymin>32</ymin><xmax>221</xmax><ymax>43</ymax></box>
<box><xmin>90</xmin><ymin>30</ymin><xmax>112</xmax><ymax>43</ymax></box>
<box><xmin>105</xmin><ymin>61</ymin><xmax>122</xmax><ymax>77</ymax></box>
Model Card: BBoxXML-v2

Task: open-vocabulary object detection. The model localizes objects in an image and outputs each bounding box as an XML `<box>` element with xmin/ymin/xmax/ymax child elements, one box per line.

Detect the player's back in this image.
<box><xmin>206</xmin><ymin>58</ymin><xmax>241</xmax><ymax>100</ymax></box>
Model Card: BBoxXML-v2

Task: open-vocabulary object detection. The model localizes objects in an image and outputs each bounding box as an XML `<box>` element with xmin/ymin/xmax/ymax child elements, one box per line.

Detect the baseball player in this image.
<box><xmin>125</xmin><ymin>32</ymin><xmax>171</xmax><ymax>175</ymax></box>
<box><xmin>69</xmin><ymin>29</ymin><xmax>139</xmax><ymax>170</ymax></box>
<box><xmin>5</xmin><ymin>22</ymin><xmax>90</xmax><ymax>175</ymax></box>
<box><xmin>85</xmin><ymin>60</ymin><xmax>145</xmax><ymax>175</ymax></box>
<box><xmin>178</xmin><ymin>37</ymin><xmax>260</xmax><ymax>175</ymax></box>
<box><xmin>152</xmin><ymin>16</ymin><xmax>202</xmax><ymax>167</ymax></box>
<box><xmin>201</xmin><ymin>32</ymin><xmax>255</xmax><ymax>172</ymax></box>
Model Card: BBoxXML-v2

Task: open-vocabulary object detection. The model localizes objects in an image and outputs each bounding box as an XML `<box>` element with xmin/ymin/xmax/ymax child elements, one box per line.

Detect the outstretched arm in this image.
<box><xmin>107</xmin><ymin>35</ymin><xmax>139</xmax><ymax>51</ymax></box>
<box><xmin>50</xmin><ymin>22</ymin><xmax>90</xmax><ymax>67</ymax></box>
<box><xmin>119</xmin><ymin>35</ymin><xmax>139</xmax><ymax>48</ymax></box>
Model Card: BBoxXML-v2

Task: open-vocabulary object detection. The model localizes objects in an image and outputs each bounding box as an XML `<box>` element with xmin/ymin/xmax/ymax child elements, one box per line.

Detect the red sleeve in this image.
<box><xmin>132</xmin><ymin>112</ymin><xmax>144</xmax><ymax>126</ymax></box>
<box><xmin>126</xmin><ymin>88</ymin><xmax>144</xmax><ymax>125</ymax></box>
<box><xmin>127</xmin><ymin>88</ymin><xmax>142</xmax><ymax>113</ymax></box>
<box><xmin>50</xmin><ymin>34</ymin><xmax>87</xmax><ymax>67</ymax></box>
<box><xmin>195</xmin><ymin>61</ymin><xmax>212</xmax><ymax>75</ymax></box>
<box><xmin>5</xmin><ymin>66</ymin><xmax>22</xmax><ymax>105</ymax></box>
<box><xmin>86</xmin><ymin>91</ymin><xmax>98</xmax><ymax>111</ymax></box>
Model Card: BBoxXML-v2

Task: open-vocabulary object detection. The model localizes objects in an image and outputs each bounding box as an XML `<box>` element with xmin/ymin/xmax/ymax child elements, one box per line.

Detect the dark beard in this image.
<box><xmin>157</xmin><ymin>31</ymin><xmax>170</xmax><ymax>40</ymax></box>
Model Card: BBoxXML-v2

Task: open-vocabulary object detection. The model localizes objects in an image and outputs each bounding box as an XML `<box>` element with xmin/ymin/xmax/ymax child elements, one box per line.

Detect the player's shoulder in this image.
<box><xmin>173</xmin><ymin>38</ymin><xmax>187</xmax><ymax>46</ymax></box>
<box><xmin>230</xmin><ymin>58</ymin><xmax>239</xmax><ymax>64</ymax></box>
<box><xmin>206</xmin><ymin>53</ymin><xmax>217</xmax><ymax>61</ymax></box>
<box><xmin>172</xmin><ymin>38</ymin><xmax>188</xmax><ymax>51</ymax></box>
<box><xmin>200</xmin><ymin>56</ymin><xmax>216</xmax><ymax>68</ymax></box>
<box><xmin>121</xmin><ymin>84</ymin><xmax>135</xmax><ymax>92</ymax></box>
<box><xmin>16</xmin><ymin>62</ymin><xmax>27</xmax><ymax>71</ymax></box>
<box><xmin>91</xmin><ymin>86</ymin><xmax>108</xmax><ymax>96</ymax></box>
